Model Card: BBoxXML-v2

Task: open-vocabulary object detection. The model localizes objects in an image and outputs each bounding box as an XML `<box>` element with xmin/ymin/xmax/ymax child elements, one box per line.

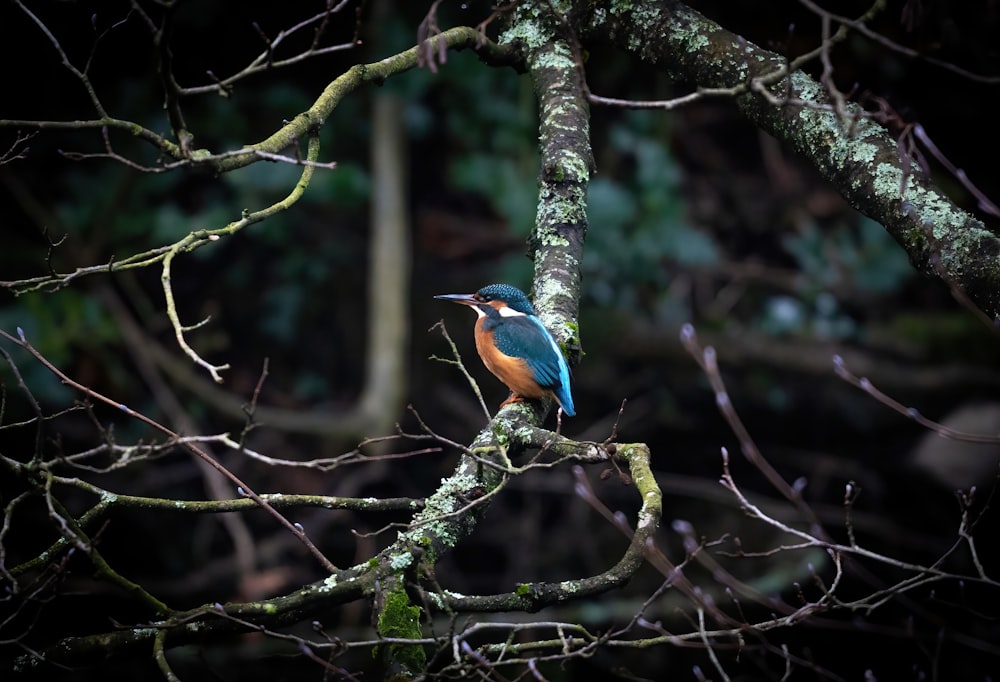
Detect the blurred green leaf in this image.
<box><xmin>782</xmin><ymin>217</ymin><xmax>914</xmax><ymax>295</ymax></box>
<box><xmin>582</xmin><ymin>115</ymin><xmax>713</xmax><ymax>317</ymax></box>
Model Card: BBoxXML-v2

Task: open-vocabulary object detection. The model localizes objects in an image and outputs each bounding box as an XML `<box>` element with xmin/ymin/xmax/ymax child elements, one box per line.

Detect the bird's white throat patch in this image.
<box><xmin>496</xmin><ymin>306</ymin><xmax>527</xmax><ymax>318</ymax></box>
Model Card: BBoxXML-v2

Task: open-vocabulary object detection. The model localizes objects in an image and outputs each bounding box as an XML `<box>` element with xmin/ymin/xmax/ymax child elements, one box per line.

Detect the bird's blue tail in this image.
<box><xmin>554</xmin><ymin>385</ymin><xmax>575</xmax><ymax>417</ymax></box>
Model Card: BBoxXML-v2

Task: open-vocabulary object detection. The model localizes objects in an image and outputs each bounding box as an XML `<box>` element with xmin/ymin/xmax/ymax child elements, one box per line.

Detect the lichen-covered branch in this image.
<box><xmin>226</xmin><ymin>26</ymin><xmax>523</xmax><ymax>174</ymax></box>
<box><xmin>10</xmin><ymin>568</ymin><xmax>375</xmax><ymax>672</ymax></box>
<box><xmin>433</xmin><ymin>443</ymin><xmax>659</xmax><ymax>613</ymax></box>
<box><xmin>500</xmin><ymin>4</ymin><xmax>592</xmax><ymax>361</ymax></box>
<box><xmin>0</xmin><ymin>27</ymin><xmax>521</xmax><ymax>294</ymax></box>
<box><xmin>580</xmin><ymin>0</ymin><xmax>1000</xmax><ymax>321</ymax></box>
<box><xmin>360</xmin><ymin>8</ymin><xmax>605</xmax><ymax>674</ymax></box>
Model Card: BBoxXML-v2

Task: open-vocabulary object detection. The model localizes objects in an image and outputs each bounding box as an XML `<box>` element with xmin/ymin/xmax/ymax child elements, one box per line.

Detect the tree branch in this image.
<box><xmin>501</xmin><ymin>6</ymin><xmax>591</xmax><ymax>362</ymax></box>
<box><xmin>583</xmin><ymin>0</ymin><xmax>1000</xmax><ymax>322</ymax></box>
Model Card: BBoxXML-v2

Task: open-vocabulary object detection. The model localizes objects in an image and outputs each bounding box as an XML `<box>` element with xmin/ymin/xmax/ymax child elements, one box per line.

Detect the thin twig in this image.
<box><xmin>0</xmin><ymin>326</ymin><xmax>339</xmax><ymax>574</ymax></box>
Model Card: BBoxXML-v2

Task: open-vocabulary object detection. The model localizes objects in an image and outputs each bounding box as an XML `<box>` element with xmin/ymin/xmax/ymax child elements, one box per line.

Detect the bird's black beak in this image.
<box><xmin>434</xmin><ymin>293</ymin><xmax>479</xmax><ymax>306</ymax></box>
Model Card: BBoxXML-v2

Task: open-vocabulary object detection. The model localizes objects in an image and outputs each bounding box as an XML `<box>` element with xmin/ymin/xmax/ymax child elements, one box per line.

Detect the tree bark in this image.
<box><xmin>579</xmin><ymin>0</ymin><xmax>1000</xmax><ymax>322</ymax></box>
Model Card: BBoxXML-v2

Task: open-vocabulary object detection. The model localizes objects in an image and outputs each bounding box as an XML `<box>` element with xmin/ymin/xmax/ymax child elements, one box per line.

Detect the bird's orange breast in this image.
<box><xmin>474</xmin><ymin>321</ymin><xmax>546</xmax><ymax>399</ymax></box>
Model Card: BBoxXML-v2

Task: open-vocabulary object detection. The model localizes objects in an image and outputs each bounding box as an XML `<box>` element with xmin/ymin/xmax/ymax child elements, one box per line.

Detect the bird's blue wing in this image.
<box><xmin>491</xmin><ymin>316</ymin><xmax>575</xmax><ymax>415</ymax></box>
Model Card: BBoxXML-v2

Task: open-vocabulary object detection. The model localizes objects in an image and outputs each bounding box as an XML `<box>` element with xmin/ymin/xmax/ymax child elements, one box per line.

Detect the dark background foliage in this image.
<box><xmin>2</xmin><ymin>1</ymin><xmax>999</xmax><ymax>678</ymax></box>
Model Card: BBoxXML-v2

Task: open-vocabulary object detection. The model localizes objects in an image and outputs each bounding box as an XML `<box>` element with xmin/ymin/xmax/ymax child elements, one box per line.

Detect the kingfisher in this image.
<box><xmin>435</xmin><ymin>283</ymin><xmax>575</xmax><ymax>417</ymax></box>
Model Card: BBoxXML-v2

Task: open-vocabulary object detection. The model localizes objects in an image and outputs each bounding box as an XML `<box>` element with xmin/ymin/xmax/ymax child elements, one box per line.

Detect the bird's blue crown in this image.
<box><xmin>475</xmin><ymin>283</ymin><xmax>536</xmax><ymax>315</ymax></box>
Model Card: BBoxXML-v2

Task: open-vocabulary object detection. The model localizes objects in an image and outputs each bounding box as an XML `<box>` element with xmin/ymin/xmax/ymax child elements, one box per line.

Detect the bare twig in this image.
<box><xmin>0</xmin><ymin>326</ymin><xmax>339</xmax><ymax>574</ymax></box>
<box><xmin>429</xmin><ymin>320</ymin><xmax>491</xmax><ymax>420</ymax></box>
<box><xmin>833</xmin><ymin>355</ymin><xmax>1000</xmax><ymax>444</ymax></box>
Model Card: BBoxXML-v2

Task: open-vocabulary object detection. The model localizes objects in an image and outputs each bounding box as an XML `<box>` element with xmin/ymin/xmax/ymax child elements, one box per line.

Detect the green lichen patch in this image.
<box><xmin>375</xmin><ymin>589</ymin><xmax>426</xmax><ymax>674</ymax></box>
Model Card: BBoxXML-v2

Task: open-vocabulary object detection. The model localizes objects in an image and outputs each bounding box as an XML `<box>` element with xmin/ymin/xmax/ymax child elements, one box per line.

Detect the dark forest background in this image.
<box><xmin>2</xmin><ymin>1</ymin><xmax>999</xmax><ymax>679</ymax></box>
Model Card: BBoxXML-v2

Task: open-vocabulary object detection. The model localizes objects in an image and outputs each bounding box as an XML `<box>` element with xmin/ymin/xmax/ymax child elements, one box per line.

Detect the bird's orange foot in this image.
<box><xmin>498</xmin><ymin>393</ymin><xmax>526</xmax><ymax>409</ymax></box>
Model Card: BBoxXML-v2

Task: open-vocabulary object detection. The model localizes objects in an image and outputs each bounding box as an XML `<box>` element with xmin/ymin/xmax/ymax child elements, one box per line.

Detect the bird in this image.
<box><xmin>435</xmin><ymin>283</ymin><xmax>575</xmax><ymax>417</ymax></box>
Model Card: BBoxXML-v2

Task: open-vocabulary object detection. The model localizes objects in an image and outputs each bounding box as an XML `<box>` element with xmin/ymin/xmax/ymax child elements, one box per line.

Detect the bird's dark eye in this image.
<box><xmin>475</xmin><ymin>293</ymin><xmax>490</xmax><ymax>302</ymax></box>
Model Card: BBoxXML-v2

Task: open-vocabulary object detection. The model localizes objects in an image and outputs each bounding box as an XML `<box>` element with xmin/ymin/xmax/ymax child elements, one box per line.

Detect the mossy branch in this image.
<box><xmin>584</xmin><ymin>0</ymin><xmax>1000</xmax><ymax>321</ymax></box>
<box><xmin>434</xmin><ymin>443</ymin><xmax>659</xmax><ymax>613</ymax></box>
